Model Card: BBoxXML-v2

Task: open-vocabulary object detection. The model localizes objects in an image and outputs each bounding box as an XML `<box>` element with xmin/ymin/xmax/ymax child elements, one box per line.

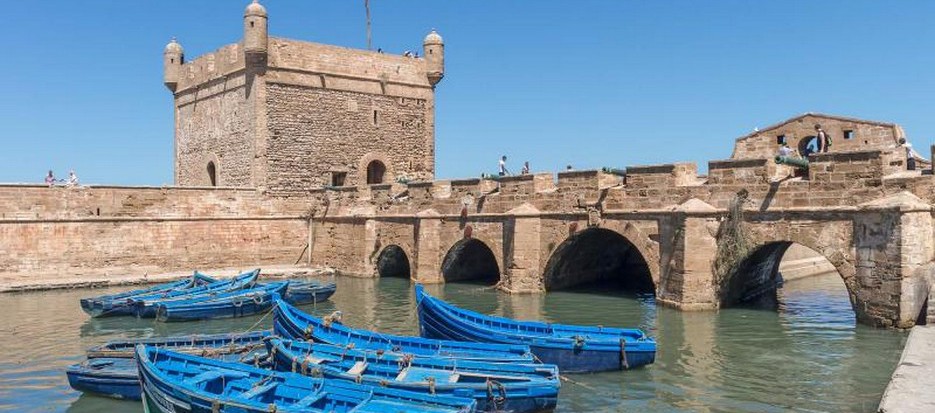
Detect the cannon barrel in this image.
<box><xmin>480</xmin><ymin>173</ymin><xmax>505</xmax><ymax>181</ymax></box>
<box><xmin>774</xmin><ymin>156</ymin><xmax>809</xmax><ymax>170</ymax></box>
<box><xmin>600</xmin><ymin>167</ymin><xmax>627</xmax><ymax>177</ymax></box>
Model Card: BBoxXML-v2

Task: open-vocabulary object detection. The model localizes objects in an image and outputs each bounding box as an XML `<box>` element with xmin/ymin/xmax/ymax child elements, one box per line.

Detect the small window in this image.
<box><xmin>331</xmin><ymin>172</ymin><xmax>347</xmax><ymax>187</ymax></box>
<box><xmin>372</xmin><ymin>110</ymin><xmax>379</xmax><ymax>126</ymax></box>
<box><xmin>250</xmin><ymin>21</ymin><xmax>255</xmax><ymax>28</ymax></box>
<box><xmin>207</xmin><ymin>161</ymin><xmax>217</xmax><ymax>187</ymax></box>
<box><xmin>844</xmin><ymin>130</ymin><xmax>854</xmax><ymax>140</ymax></box>
<box><xmin>776</xmin><ymin>135</ymin><xmax>786</xmax><ymax>145</ymax></box>
<box><xmin>366</xmin><ymin>160</ymin><xmax>386</xmax><ymax>184</ymax></box>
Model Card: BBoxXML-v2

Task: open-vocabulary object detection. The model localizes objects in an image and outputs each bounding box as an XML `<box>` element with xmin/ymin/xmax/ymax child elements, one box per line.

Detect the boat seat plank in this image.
<box><xmin>184</xmin><ymin>371</ymin><xmax>224</xmax><ymax>385</ymax></box>
<box><xmin>294</xmin><ymin>391</ymin><xmax>326</xmax><ymax>407</ymax></box>
<box><xmin>347</xmin><ymin>361</ymin><xmax>368</xmax><ymax>375</ymax></box>
<box><xmin>395</xmin><ymin>367</ymin><xmax>457</xmax><ymax>384</ymax></box>
<box><xmin>238</xmin><ymin>382</ymin><xmax>278</xmax><ymax>400</ymax></box>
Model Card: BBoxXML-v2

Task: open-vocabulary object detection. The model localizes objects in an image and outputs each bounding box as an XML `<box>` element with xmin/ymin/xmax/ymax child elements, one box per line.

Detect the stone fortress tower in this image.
<box><xmin>164</xmin><ymin>1</ymin><xmax>444</xmax><ymax>194</ymax></box>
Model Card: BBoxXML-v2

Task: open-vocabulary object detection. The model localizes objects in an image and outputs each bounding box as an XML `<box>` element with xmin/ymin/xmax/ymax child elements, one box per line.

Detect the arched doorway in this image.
<box><xmin>720</xmin><ymin>242</ymin><xmax>853</xmax><ymax>313</ymax></box>
<box><xmin>206</xmin><ymin>161</ymin><xmax>217</xmax><ymax>186</ymax></box>
<box><xmin>441</xmin><ymin>238</ymin><xmax>500</xmax><ymax>284</ymax></box>
<box><xmin>366</xmin><ymin>160</ymin><xmax>386</xmax><ymax>184</ymax></box>
<box><xmin>543</xmin><ymin>227</ymin><xmax>654</xmax><ymax>294</ymax></box>
<box><xmin>376</xmin><ymin>245</ymin><xmax>411</xmax><ymax>279</ymax></box>
<box><xmin>798</xmin><ymin>136</ymin><xmax>820</xmax><ymax>157</ymax></box>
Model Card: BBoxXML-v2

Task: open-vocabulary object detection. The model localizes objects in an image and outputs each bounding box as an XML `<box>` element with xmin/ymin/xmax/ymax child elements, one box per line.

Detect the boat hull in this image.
<box><xmin>136</xmin><ymin>346</ymin><xmax>477</xmax><ymax>413</ymax></box>
<box><xmin>416</xmin><ymin>285</ymin><xmax>656</xmax><ymax>373</ymax></box>
<box><xmin>273</xmin><ymin>298</ymin><xmax>534</xmax><ymax>362</ymax></box>
<box><xmin>266</xmin><ymin>338</ymin><xmax>559</xmax><ymax>413</ymax></box>
<box><xmin>66</xmin><ymin>358</ymin><xmax>140</xmax><ymax>400</ymax></box>
<box><xmin>69</xmin><ymin>331</ymin><xmax>269</xmax><ymax>400</ymax></box>
<box><xmin>154</xmin><ymin>283</ymin><xmax>287</xmax><ymax>322</ymax></box>
<box><xmin>283</xmin><ymin>281</ymin><xmax>337</xmax><ymax>306</ymax></box>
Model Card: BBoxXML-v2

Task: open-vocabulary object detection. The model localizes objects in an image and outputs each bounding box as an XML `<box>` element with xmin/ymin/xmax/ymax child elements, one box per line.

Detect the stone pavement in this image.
<box><xmin>879</xmin><ymin>326</ymin><xmax>935</xmax><ymax>412</ymax></box>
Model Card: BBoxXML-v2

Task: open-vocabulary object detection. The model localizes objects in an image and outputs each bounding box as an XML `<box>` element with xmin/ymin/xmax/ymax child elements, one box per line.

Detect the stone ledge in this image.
<box><xmin>879</xmin><ymin>326</ymin><xmax>935</xmax><ymax>412</ymax></box>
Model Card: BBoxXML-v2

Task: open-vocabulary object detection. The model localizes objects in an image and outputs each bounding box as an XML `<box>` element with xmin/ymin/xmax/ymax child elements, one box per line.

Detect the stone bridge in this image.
<box><xmin>308</xmin><ymin>149</ymin><xmax>935</xmax><ymax>329</ymax></box>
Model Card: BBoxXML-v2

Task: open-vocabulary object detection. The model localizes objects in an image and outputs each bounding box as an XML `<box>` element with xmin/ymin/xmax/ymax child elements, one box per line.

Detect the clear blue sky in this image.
<box><xmin>1</xmin><ymin>1</ymin><xmax>933</xmax><ymax>185</ymax></box>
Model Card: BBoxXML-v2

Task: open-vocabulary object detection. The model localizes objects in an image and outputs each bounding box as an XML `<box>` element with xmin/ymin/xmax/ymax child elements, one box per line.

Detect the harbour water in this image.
<box><xmin>0</xmin><ymin>273</ymin><xmax>907</xmax><ymax>412</ymax></box>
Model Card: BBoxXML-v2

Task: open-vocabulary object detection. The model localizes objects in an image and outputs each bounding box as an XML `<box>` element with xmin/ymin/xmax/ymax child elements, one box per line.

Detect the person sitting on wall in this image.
<box><xmin>521</xmin><ymin>161</ymin><xmax>530</xmax><ymax>175</ymax></box>
<box><xmin>778</xmin><ymin>143</ymin><xmax>794</xmax><ymax>158</ymax></box>
<box><xmin>816</xmin><ymin>124</ymin><xmax>831</xmax><ymax>153</ymax></box>
<box><xmin>65</xmin><ymin>170</ymin><xmax>79</xmax><ymax>188</ymax></box>
<box><xmin>44</xmin><ymin>170</ymin><xmax>56</xmax><ymax>187</ymax></box>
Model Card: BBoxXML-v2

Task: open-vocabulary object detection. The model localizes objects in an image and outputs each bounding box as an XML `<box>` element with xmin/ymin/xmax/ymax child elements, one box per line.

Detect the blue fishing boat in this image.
<box><xmin>131</xmin><ymin>269</ymin><xmax>261</xmax><ymax>318</ymax></box>
<box><xmin>67</xmin><ymin>331</ymin><xmax>269</xmax><ymax>400</ymax></box>
<box><xmin>266</xmin><ymin>337</ymin><xmax>560</xmax><ymax>413</ymax></box>
<box><xmin>416</xmin><ymin>285</ymin><xmax>657</xmax><ymax>373</ymax></box>
<box><xmin>79</xmin><ymin>272</ymin><xmax>216</xmax><ymax>318</ymax></box>
<box><xmin>154</xmin><ymin>282</ymin><xmax>288</xmax><ymax>322</ymax></box>
<box><xmin>283</xmin><ymin>280</ymin><xmax>337</xmax><ymax>305</ymax></box>
<box><xmin>136</xmin><ymin>345</ymin><xmax>477</xmax><ymax>413</ymax></box>
<box><xmin>273</xmin><ymin>298</ymin><xmax>534</xmax><ymax>362</ymax></box>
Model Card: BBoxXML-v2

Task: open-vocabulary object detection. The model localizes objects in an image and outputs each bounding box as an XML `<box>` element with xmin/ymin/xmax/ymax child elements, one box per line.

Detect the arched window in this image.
<box><xmin>366</xmin><ymin>160</ymin><xmax>386</xmax><ymax>184</ymax></box>
<box><xmin>207</xmin><ymin>161</ymin><xmax>217</xmax><ymax>187</ymax></box>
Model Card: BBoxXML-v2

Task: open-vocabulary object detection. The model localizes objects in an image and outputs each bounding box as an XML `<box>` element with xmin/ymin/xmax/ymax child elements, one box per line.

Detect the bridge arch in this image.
<box><xmin>720</xmin><ymin>240</ymin><xmax>857</xmax><ymax>311</ymax></box>
<box><xmin>543</xmin><ymin>227</ymin><xmax>655</xmax><ymax>294</ymax></box>
<box><xmin>441</xmin><ymin>238</ymin><xmax>500</xmax><ymax>284</ymax></box>
<box><xmin>375</xmin><ymin>244</ymin><xmax>411</xmax><ymax>279</ymax></box>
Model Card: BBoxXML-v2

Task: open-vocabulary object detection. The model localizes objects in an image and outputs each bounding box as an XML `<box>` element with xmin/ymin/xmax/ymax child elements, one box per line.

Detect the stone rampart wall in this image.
<box><xmin>0</xmin><ymin>185</ymin><xmax>309</xmax><ymax>280</ymax></box>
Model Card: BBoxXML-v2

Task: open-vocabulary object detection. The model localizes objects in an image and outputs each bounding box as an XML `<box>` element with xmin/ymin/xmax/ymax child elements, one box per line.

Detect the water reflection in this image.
<box><xmin>0</xmin><ymin>273</ymin><xmax>908</xmax><ymax>413</ymax></box>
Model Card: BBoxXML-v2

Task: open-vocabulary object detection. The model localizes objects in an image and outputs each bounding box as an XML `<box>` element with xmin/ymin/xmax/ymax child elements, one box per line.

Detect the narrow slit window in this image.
<box><xmin>372</xmin><ymin>110</ymin><xmax>379</xmax><ymax>126</ymax></box>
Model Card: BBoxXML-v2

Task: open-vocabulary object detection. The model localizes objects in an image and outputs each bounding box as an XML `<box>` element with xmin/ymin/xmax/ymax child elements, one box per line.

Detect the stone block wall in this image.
<box><xmin>0</xmin><ymin>185</ymin><xmax>309</xmax><ymax>280</ymax></box>
<box><xmin>264</xmin><ymin>84</ymin><xmax>433</xmax><ymax>194</ymax></box>
<box><xmin>733</xmin><ymin>113</ymin><xmax>903</xmax><ymax>160</ymax></box>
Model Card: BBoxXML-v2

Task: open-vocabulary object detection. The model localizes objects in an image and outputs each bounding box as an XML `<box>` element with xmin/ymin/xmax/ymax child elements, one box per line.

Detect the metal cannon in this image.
<box><xmin>600</xmin><ymin>167</ymin><xmax>627</xmax><ymax>177</ymax></box>
<box><xmin>774</xmin><ymin>156</ymin><xmax>809</xmax><ymax>170</ymax></box>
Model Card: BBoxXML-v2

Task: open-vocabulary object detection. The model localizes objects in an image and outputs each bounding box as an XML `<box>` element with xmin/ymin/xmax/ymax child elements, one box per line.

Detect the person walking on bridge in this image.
<box><xmin>499</xmin><ymin>155</ymin><xmax>511</xmax><ymax>177</ymax></box>
<box><xmin>816</xmin><ymin>124</ymin><xmax>831</xmax><ymax>153</ymax></box>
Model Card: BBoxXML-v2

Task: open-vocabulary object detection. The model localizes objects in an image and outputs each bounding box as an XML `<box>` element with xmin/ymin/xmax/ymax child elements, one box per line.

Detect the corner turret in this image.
<box><xmin>163</xmin><ymin>38</ymin><xmax>184</xmax><ymax>92</ymax></box>
<box><xmin>244</xmin><ymin>0</ymin><xmax>268</xmax><ymax>62</ymax></box>
<box><xmin>423</xmin><ymin>30</ymin><xmax>444</xmax><ymax>86</ymax></box>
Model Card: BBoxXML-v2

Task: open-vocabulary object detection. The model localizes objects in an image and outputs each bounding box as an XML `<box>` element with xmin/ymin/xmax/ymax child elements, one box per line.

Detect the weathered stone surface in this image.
<box><xmin>878</xmin><ymin>326</ymin><xmax>935</xmax><ymax>412</ymax></box>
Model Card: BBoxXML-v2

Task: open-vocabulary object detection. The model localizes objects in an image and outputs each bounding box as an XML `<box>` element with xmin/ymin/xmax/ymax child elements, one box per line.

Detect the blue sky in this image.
<box><xmin>1</xmin><ymin>1</ymin><xmax>933</xmax><ymax>185</ymax></box>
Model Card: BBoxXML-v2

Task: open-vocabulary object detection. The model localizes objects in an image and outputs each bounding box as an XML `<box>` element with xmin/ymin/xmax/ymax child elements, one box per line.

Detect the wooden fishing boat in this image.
<box><xmin>154</xmin><ymin>282</ymin><xmax>288</xmax><ymax>322</ymax></box>
<box><xmin>67</xmin><ymin>331</ymin><xmax>269</xmax><ymax>400</ymax></box>
<box><xmin>415</xmin><ymin>285</ymin><xmax>657</xmax><ymax>373</ymax></box>
<box><xmin>266</xmin><ymin>337</ymin><xmax>560</xmax><ymax>413</ymax></box>
<box><xmin>135</xmin><ymin>345</ymin><xmax>478</xmax><ymax>413</ymax></box>
<box><xmin>86</xmin><ymin>330</ymin><xmax>271</xmax><ymax>359</ymax></box>
<box><xmin>273</xmin><ymin>298</ymin><xmax>534</xmax><ymax>362</ymax></box>
<box><xmin>283</xmin><ymin>280</ymin><xmax>337</xmax><ymax>305</ymax></box>
<box><xmin>130</xmin><ymin>269</ymin><xmax>261</xmax><ymax>318</ymax></box>
<box><xmin>79</xmin><ymin>272</ymin><xmax>216</xmax><ymax>318</ymax></box>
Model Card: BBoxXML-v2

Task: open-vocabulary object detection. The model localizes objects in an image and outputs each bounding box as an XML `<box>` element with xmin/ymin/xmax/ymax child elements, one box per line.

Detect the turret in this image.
<box><xmin>244</xmin><ymin>0</ymin><xmax>268</xmax><ymax>62</ymax></box>
<box><xmin>163</xmin><ymin>38</ymin><xmax>184</xmax><ymax>92</ymax></box>
<box><xmin>423</xmin><ymin>30</ymin><xmax>444</xmax><ymax>86</ymax></box>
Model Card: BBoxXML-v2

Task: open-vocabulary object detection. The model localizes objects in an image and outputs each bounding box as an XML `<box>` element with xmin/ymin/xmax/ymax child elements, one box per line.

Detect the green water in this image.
<box><xmin>0</xmin><ymin>274</ymin><xmax>907</xmax><ymax>412</ymax></box>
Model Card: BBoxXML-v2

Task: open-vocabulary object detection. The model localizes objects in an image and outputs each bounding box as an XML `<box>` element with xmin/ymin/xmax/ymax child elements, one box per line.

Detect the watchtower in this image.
<box><xmin>164</xmin><ymin>1</ymin><xmax>444</xmax><ymax>194</ymax></box>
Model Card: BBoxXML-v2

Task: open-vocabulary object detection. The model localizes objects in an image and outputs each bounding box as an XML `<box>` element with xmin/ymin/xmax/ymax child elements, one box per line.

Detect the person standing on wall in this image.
<box><xmin>816</xmin><ymin>124</ymin><xmax>831</xmax><ymax>153</ymax></box>
<box><xmin>499</xmin><ymin>155</ymin><xmax>510</xmax><ymax>176</ymax></box>
<box><xmin>45</xmin><ymin>170</ymin><xmax>56</xmax><ymax>187</ymax></box>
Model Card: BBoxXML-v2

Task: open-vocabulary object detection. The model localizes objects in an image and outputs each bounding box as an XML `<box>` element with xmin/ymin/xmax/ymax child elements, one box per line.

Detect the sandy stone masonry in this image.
<box><xmin>165</xmin><ymin>1</ymin><xmax>442</xmax><ymax>194</ymax></box>
<box><xmin>3</xmin><ymin>2</ymin><xmax>934</xmax><ymax>331</ymax></box>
